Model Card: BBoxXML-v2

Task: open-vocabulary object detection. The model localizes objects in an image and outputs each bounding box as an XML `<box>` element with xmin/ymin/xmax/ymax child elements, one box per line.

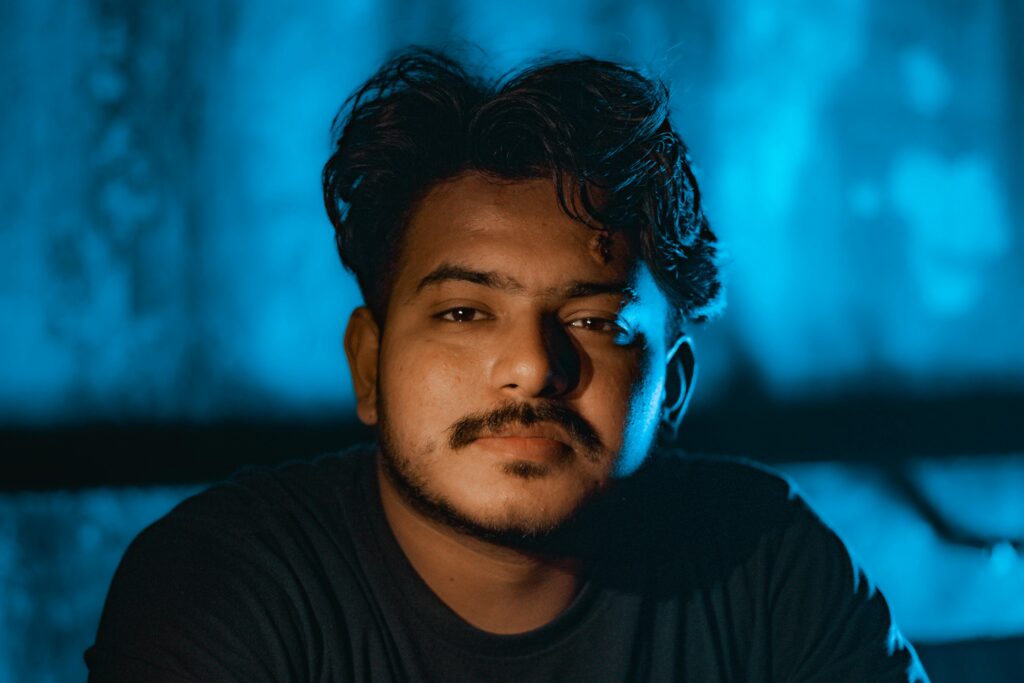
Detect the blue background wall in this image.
<box><xmin>1</xmin><ymin>1</ymin><xmax>1022</xmax><ymax>680</ymax></box>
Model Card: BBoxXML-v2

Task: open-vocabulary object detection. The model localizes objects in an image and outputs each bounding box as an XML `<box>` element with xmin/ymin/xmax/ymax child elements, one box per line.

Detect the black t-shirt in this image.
<box><xmin>85</xmin><ymin>446</ymin><xmax>928</xmax><ymax>682</ymax></box>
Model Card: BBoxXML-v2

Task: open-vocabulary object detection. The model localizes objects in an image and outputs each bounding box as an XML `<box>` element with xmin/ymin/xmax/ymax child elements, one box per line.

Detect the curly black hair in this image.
<box><xmin>322</xmin><ymin>47</ymin><xmax>722</xmax><ymax>328</ymax></box>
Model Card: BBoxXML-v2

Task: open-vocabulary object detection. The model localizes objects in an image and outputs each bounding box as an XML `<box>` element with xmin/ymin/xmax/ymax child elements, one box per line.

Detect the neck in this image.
<box><xmin>376</xmin><ymin>457</ymin><xmax>583</xmax><ymax>634</ymax></box>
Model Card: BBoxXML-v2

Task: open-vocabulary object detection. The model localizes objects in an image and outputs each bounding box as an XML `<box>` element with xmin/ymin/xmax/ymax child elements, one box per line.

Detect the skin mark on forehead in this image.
<box><xmin>590</xmin><ymin>229</ymin><xmax>615</xmax><ymax>265</ymax></box>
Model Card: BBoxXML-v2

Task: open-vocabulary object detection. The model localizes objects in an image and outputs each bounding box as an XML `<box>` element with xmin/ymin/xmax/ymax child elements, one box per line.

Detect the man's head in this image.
<box><xmin>324</xmin><ymin>48</ymin><xmax>722</xmax><ymax>545</ymax></box>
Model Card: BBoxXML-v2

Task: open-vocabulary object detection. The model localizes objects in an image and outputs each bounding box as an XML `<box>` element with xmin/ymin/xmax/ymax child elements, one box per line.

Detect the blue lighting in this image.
<box><xmin>1</xmin><ymin>0</ymin><xmax>1021</xmax><ymax>680</ymax></box>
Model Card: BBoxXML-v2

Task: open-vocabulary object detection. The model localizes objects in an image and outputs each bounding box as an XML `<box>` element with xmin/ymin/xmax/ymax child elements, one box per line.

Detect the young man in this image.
<box><xmin>86</xmin><ymin>49</ymin><xmax>929</xmax><ymax>681</ymax></box>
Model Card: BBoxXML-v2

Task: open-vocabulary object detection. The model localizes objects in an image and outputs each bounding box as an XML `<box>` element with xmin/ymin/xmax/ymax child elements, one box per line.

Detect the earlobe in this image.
<box><xmin>661</xmin><ymin>336</ymin><xmax>696</xmax><ymax>441</ymax></box>
<box><xmin>343</xmin><ymin>306</ymin><xmax>381</xmax><ymax>426</ymax></box>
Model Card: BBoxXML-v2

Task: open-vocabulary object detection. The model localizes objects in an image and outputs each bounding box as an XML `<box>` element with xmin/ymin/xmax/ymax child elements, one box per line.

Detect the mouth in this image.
<box><xmin>472</xmin><ymin>427</ymin><xmax>572</xmax><ymax>462</ymax></box>
<box><xmin>483</xmin><ymin>425</ymin><xmax>571</xmax><ymax>444</ymax></box>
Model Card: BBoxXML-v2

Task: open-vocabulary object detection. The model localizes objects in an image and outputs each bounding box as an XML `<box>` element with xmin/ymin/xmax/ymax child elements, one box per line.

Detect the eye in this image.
<box><xmin>569</xmin><ymin>317</ymin><xmax>627</xmax><ymax>335</ymax></box>
<box><xmin>436</xmin><ymin>307</ymin><xmax>492</xmax><ymax>323</ymax></box>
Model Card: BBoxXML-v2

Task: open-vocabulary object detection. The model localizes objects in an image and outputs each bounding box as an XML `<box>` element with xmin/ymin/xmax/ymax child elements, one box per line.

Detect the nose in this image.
<box><xmin>491</xmin><ymin>314</ymin><xmax>580</xmax><ymax>399</ymax></box>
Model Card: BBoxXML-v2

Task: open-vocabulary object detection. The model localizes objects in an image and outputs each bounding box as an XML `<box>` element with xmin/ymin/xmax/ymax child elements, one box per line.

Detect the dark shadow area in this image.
<box><xmin>680</xmin><ymin>388</ymin><xmax>1024</xmax><ymax>463</ymax></box>
<box><xmin>3</xmin><ymin>389</ymin><xmax>1021</xmax><ymax>491</ymax></box>
<box><xmin>1</xmin><ymin>421</ymin><xmax>374</xmax><ymax>491</ymax></box>
<box><xmin>916</xmin><ymin>636</ymin><xmax>1024</xmax><ymax>683</ymax></box>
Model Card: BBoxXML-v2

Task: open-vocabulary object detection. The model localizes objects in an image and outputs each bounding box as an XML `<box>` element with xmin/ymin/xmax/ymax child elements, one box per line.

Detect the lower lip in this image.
<box><xmin>473</xmin><ymin>437</ymin><xmax>568</xmax><ymax>461</ymax></box>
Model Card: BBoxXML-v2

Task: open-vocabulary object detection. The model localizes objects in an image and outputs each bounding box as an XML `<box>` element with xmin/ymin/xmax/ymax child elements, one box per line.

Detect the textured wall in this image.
<box><xmin>2</xmin><ymin>0</ymin><xmax>1020</xmax><ymax>425</ymax></box>
<box><xmin>2</xmin><ymin>1</ymin><xmax>1022</xmax><ymax>681</ymax></box>
<box><xmin>0</xmin><ymin>486</ymin><xmax>200</xmax><ymax>683</ymax></box>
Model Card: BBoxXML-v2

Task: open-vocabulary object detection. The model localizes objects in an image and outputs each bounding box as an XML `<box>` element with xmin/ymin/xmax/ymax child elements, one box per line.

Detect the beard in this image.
<box><xmin>375</xmin><ymin>396</ymin><xmax>606</xmax><ymax>551</ymax></box>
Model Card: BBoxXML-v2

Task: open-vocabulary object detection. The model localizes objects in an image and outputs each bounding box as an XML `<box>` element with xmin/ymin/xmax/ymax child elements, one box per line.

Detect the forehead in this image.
<box><xmin>394</xmin><ymin>173</ymin><xmax>636</xmax><ymax>294</ymax></box>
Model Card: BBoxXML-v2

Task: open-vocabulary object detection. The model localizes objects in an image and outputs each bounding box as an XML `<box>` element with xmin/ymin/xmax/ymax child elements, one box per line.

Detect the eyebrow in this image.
<box><xmin>415</xmin><ymin>264</ymin><xmax>525</xmax><ymax>294</ymax></box>
<box><xmin>562</xmin><ymin>280</ymin><xmax>637</xmax><ymax>303</ymax></box>
<box><xmin>412</xmin><ymin>262</ymin><xmax>637</xmax><ymax>303</ymax></box>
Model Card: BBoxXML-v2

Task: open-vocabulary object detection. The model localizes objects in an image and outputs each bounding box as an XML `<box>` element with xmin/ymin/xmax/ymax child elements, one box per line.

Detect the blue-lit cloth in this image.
<box><xmin>85</xmin><ymin>446</ymin><xmax>928</xmax><ymax>682</ymax></box>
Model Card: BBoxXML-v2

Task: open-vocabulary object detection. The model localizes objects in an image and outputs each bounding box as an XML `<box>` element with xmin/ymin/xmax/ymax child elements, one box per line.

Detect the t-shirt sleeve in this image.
<box><xmin>768</xmin><ymin>488</ymin><xmax>930</xmax><ymax>683</ymax></box>
<box><xmin>85</xmin><ymin>487</ymin><xmax>324</xmax><ymax>683</ymax></box>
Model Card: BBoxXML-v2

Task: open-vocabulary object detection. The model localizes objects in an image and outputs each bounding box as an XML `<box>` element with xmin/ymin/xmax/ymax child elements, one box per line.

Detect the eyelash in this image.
<box><xmin>435</xmin><ymin>307</ymin><xmax>492</xmax><ymax>323</ymax></box>
<box><xmin>434</xmin><ymin>307</ymin><xmax>628</xmax><ymax>336</ymax></box>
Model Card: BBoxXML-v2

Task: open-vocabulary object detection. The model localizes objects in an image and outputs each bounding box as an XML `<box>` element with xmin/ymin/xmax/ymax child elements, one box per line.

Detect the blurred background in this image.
<box><xmin>1</xmin><ymin>0</ymin><xmax>1022</xmax><ymax>680</ymax></box>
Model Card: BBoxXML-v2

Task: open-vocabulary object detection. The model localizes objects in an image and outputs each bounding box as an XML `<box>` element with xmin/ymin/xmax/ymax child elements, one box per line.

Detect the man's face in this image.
<box><xmin>350</xmin><ymin>172</ymin><xmax>679</xmax><ymax>542</ymax></box>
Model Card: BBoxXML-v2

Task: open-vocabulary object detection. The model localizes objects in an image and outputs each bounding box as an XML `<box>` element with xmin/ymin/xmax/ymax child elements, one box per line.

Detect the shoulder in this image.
<box><xmin>633</xmin><ymin>452</ymin><xmax>929</xmax><ymax>681</ymax></box>
<box><xmin>170</xmin><ymin>443</ymin><xmax>372</xmax><ymax>526</ymax></box>
<box><xmin>86</xmin><ymin>444</ymin><xmax>376</xmax><ymax>681</ymax></box>
<box><xmin>117</xmin><ymin>443</ymin><xmax>376</xmax><ymax>592</ymax></box>
<box><xmin>635</xmin><ymin>451</ymin><xmax>873</xmax><ymax>594</ymax></box>
<box><xmin>618</xmin><ymin>451</ymin><xmax>864</xmax><ymax>607</ymax></box>
<box><xmin>587</xmin><ymin>451</ymin><xmax>808</xmax><ymax>581</ymax></box>
<box><xmin>633</xmin><ymin>450</ymin><xmax>807</xmax><ymax>540</ymax></box>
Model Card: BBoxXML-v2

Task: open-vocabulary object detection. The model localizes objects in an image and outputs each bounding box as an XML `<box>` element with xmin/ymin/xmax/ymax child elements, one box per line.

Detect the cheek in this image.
<box><xmin>380</xmin><ymin>340</ymin><xmax>478</xmax><ymax>437</ymax></box>
<box><xmin>578</xmin><ymin>350</ymin><xmax>650</xmax><ymax>448</ymax></box>
<box><xmin>616</xmin><ymin>352</ymin><xmax>666</xmax><ymax>475</ymax></box>
<box><xmin>575</xmin><ymin>343</ymin><xmax>665</xmax><ymax>476</ymax></box>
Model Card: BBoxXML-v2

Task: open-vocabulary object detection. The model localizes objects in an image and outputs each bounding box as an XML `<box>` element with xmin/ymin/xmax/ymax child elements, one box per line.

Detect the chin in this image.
<box><xmin>445</xmin><ymin>467</ymin><xmax>599</xmax><ymax>536</ymax></box>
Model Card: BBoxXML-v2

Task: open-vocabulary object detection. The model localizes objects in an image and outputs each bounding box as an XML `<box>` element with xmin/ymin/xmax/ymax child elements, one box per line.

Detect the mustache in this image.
<box><xmin>448</xmin><ymin>401</ymin><xmax>603</xmax><ymax>454</ymax></box>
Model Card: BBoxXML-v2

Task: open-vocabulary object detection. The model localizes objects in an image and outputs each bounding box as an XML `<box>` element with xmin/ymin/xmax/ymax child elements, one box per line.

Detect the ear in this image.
<box><xmin>343</xmin><ymin>306</ymin><xmax>381</xmax><ymax>426</ymax></box>
<box><xmin>661</xmin><ymin>335</ymin><xmax>696</xmax><ymax>441</ymax></box>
